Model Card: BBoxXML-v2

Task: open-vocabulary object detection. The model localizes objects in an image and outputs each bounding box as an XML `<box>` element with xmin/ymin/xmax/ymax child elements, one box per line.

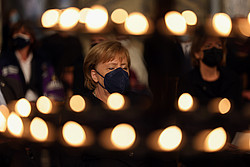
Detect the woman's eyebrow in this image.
<box><xmin>107</xmin><ymin>62</ymin><xmax>117</xmax><ymax>66</ymax></box>
<box><xmin>121</xmin><ymin>62</ymin><xmax>128</xmax><ymax>66</ymax></box>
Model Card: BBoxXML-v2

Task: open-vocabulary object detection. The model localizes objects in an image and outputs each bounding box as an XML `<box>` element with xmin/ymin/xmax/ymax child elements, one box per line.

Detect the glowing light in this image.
<box><xmin>0</xmin><ymin>112</ymin><xmax>6</xmax><ymax>132</ymax></box>
<box><xmin>165</xmin><ymin>11</ymin><xmax>187</xmax><ymax>35</ymax></box>
<box><xmin>107</xmin><ymin>93</ymin><xmax>125</xmax><ymax>110</ymax></box>
<box><xmin>85</xmin><ymin>5</ymin><xmax>108</xmax><ymax>32</ymax></box>
<box><xmin>30</xmin><ymin>117</ymin><xmax>48</xmax><ymax>142</ymax></box>
<box><xmin>7</xmin><ymin>112</ymin><xmax>24</xmax><ymax>137</ymax></box>
<box><xmin>233</xmin><ymin>131</ymin><xmax>250</xmax><ymax>151</ymax></box>
<box><xmin>124</xmin><ymin>12</ymin><xmax>149</xmax><ymax>35</ymax></box>
<box><xmin>69</xmin><ymin>95</ymin><xmax>86</xmax><ymax>112</ymax></box>
<box><xmin>15</xmin><ymin>98</ymin><xmax>31</xmax><ymax>117</ymax></box>
<box><xmin>178</xmin><ymin>93</ymin><xmax>193</xmax><ymax>112</ymax></box>
<box><xmin>205</xmin><ymin>127</ymin><xmax>227</xmax><ymax>152</ymax></box>
<box><xmin>0</xmin><ymin>105</ymin><xmax>9</xmax><ymax>118</ymax></box>
<box><xmin>182</xmin><ymin>10</ymin><xmax>197</xmax><ymax>26</ymax></box>
<box><xmin>111</xmin><ymin>123</ymin><xmax>136</xmax><ymax>150</ymax></box>
<box><xmin>111</xmin><ymin>8</ymin><xmax>128</xmax><ymax>24</ymax></box>
<box><xmin>62</xmin><ymin>121</ymin><xmax>86</xmax><ymax>147</ymax></box>
<box><xmin>0</xmin><ymin>105</ymin><xmax>9</xmax><ymax>132</ymax></box>
<box><xmin>36</xmin><ymin>96</ymin><xmax>52</xmax><ymax>114</ymax></box>
<box><xmin>59</xmin><ymin>7</ymin><xmax>80</xmax><ymax>30</ymax></box>
<box><xmin>212</xmin><ymin>13</ymin><xmax>232</xmax><ymax>37</ymax></box>
<box><xmin>237</xmin><ymin>18</ymin><xmax>250</xmax><ymax>37</ymax></box>
<box><xmin>158</xmin><ymin>126</ymin><xmax>182</xmax><ymax>151</ymax></box>
<box><xmin>218</xmin><ymin>98</ymin><xmax>231</xmax><ymax>114</ymax></box>
<box><xmin>248</xmin><ymin>13</ymin><xmax>250</xmax><ymax>24</ymax></box>
<box><xmin>79</xmin><ymin>8</ymin><xmax>91</xmax><ymax>23</ymax></box>
<box><xmin>41</xmin><ymin>9</ymin><xmax>60</xmax><ymax>28</ymax></box>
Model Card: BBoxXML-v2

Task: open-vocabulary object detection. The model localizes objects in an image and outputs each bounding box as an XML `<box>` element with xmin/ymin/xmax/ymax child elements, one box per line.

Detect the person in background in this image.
<box><xmin>177</xmin><ymin>26</ymin><xmax>247</xmax><ymax>166</ymax></box>
<box><xmin>0</xmin><ymin>21</ymin><xmax>65</xmax><ymax>102</ymax></box>
<box><xmin>90</xmin><ymin>33</ymin><xmax>109</xmax><ymax>48</ymax></box>
<box><xmin>0</xmin><ymin>75</ymin><xmax>24</xmax><ymax>105</ymax></box>
<box><xmin>40</xmin><ymin>30</ymin><xmax>86</xmax><ymax>98</ymax></box>
<box><xmin>177</xmin><ymin>26</ymin><xmax>242</xmax><ymax>107</ymax></box>
<box><xmin>226</xmin><ymin>17</ymin><xmax>250</xmax><ymax>103</ymax></box>
<box><xmin>1</xmin><ymin>8</ymin><xmax>21</xmax><ymax>53</ymax></box>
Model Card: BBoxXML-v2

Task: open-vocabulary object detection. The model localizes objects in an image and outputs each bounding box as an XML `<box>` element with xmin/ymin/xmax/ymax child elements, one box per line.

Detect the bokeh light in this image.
<box><xmin>0</xmin><ymin>105</ymin><xmax>9</xmax><ymax>132</ymax></box>
<box><xmin>232</xmin><ymin>131</ymin><xmax>250</xmax><ymax>151</ymax></box>
<box><xmin>248</xmin><ymin>13</ymin><xmax>250</xmax><ymax>25</ymax></box>
<box><xmin>178</xmin><ymin>93</ymin><xmax>193</xmax><ymax>112</ymax></box>
<box><xmin>79</xmin><ymin>8</ymin><xmax>91</xmax><ymax>23</ymax></box>
<box><xmin>41</xmin><ymin>9</ymin><xmax>60</xmax><ymax>28</ymax></box>
<box><xmin>59</xmin><ymin>7</ymin><xmax>80</xmax><ymax>30</ymax></box>
<box><xmin>30</xmin><ymin>117</ymin><xmax>48</xmax><ymax>142</ymax></box>
<box><xmin>237</xmin><ymin>18</ymin><xmax>250</xmax><ymax>37</ymax></box>
<box><xmin>0</xmin><ymin>111</ymin><xmax>6</xmax><ymax>132</ymax></box>
<box><xmin>15</xmin><ymin>98</ymin><xmax>31</xmax><ymax>117</ymax></box>
<box><xmin>124</xmin><ymin>12</ymin><xmax>149</xmax><ymax>35</ymax></box>
<box><xmin>165</xmin><ymin>11</ymin><xmax>187</xmax><ymax>35</ymax></box>
<box><xmin>62</xmin><ymin>121</ymin><xmax>86</xmax><ymax>147</ymax></box>
<box><xmin>212</xmin><ymin>13</ymin><xmax>232</xmax><ymax>37</ymax></box>
<box><xmin>36</xmin><ymin>96</ymin><xmax>52</xmax><ymax>114</ymax></box>
<box><xmin>7</xmin><ymin>112</ymin><xmax>24</xmax><ymax>137</ymax></box>
<box><xmin>107</xmin><ymin>93</ymin><xmax>125</xmax><ymax>110</ymax></box>
<box><xmin>69</xmin><ymin>95</ymin><xmax>86</xmax><ymax>112</ymax></box>
<box><xmin>111</xmin><ymin>123</ymin><xmax>136</xmax><ymax>150</ymax></box>
<box><xmin>0</xmin><ymin>105</ymin><xmax>9</xmax><ymax>118</ymax></box>
<box><xmin>204</xmin><ymin>127</ymin><xmax>227</xmax><ymax>152</ymax></box>
<box><xmin>111</xmin><ymin>8</ymin><xmax>128</xmax><ymax>24</ymax></box>
<box><xmin>158</xmin><ymin>126</ymin><xmax>182</xmax><ymax>151</ymax></box>
<box><xmin>218</xmin><ymin>98</ymin><xmax>231</xmax><ymax>114</ymax></box>
<box><xmin>182</xmin><ymin>10</ymin><xmax>197</xmax><ymax>26</ymax></box>
<box><xmin>85</xmin><ymin>5</ymin><xmax>108</xmax><ymax>32</ymax></box>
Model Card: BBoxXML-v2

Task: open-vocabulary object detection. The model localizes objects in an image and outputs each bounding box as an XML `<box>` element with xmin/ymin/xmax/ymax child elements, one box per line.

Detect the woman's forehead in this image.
<box><xmin>100</xmin><ymin>52</ymin><xmax>127</xmax><ymax>62</ymax></box>
<box><xmin>102</xmin><ymin>56</ymin><xmax>128</xmax><ymax>64</ymax></box>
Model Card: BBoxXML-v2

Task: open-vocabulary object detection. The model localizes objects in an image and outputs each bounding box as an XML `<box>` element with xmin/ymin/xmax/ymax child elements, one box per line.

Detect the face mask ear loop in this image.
<box><xmin>94</xmin><ymin>69</ymin><xmax>106</xmax><ymax>89</ymax></box>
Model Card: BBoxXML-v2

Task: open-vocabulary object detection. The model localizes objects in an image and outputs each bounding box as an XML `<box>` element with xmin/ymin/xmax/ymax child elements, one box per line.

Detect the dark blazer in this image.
<box><xmin>177</xmin><ymin>67</ymin><xmax>243</xmax><ymax>108</ymax></box>
<box><xmin>0</xmin><ymin>50</ymin><xmax>65</xmax><ymax>101</ymax></box>
<box><xmin>0</xmin><ymin>75</ymin><xmax>24</xmax><ymax>104</ymax></box>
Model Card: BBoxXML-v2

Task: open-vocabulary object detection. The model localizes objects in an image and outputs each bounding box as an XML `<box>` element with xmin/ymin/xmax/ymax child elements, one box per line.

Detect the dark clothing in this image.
<box><xmin>226</xmin><ymin>37</ymin><xmax>250</xmax><ymax>89</ymax></box>
<box><xmin>177</xmin><ymin>67</ymin><xmax>243</xmax><ymax>108</ymax></box>
<box><xmin>81</xmin><ymin>88</ymin><xmax>152</xmax><ymax>114</ymax></box>
<box><xmin>61</xmin><ymin>89</ymin><xmax>153</xmax><ymax>167</ymax></box>
<box><xmin>0</xmin><ymin>75</ymin><xmax>24</xmax><ymax>103</ymax></box>
<box><xmin>0</xmin><ymin>50</ymin><xmax>65</xmax><ymax>101</ymax></box>
<box><xmin>177</xmin><ymin>67</ymin><xmax>249</xmax><ymax>167</ymax></box>
<box><xmin>177</xmin><ymin>67</ymin><xmax>247</xmax><ymax>157</ymax></box>
<box><xmin>40</xmin><ymin>33</ymin><xmax>86</xmax><ymax>95</ymax></box>
<box><xmin>144</xmin><ymin>33</ymin><xmax>186</xmax><ymax>120</ymax></box>
<box><xmin>82</xmin><ymin>89</ymin><xmax>104</xmax><ymax>106</ymax></box>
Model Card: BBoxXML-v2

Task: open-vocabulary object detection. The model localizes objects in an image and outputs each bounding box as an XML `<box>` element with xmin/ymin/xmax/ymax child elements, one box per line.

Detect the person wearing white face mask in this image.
<box><xmin>0</xmin><ymin>21</ymin><xmax>65</xmax><ymax>102</ymax></box>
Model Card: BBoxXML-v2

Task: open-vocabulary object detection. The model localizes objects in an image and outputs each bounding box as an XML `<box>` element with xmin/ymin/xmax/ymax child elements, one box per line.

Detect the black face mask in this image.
<box><xmin>202</xmin><ymin>47</ymin><xmax>223</xmax><ymax>67</ymax></box>
<box><xmin>95</xmin><ymin>67</ymin><xmax>130</xmax><ymax>94</ymax></box>
<box><xmin>12</xmin><ymin>34</ymin><xmax>30</xmax><ymax>50</ymax></box>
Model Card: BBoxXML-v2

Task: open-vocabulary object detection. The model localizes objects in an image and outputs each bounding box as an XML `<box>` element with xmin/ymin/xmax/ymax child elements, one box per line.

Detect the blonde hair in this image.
<box><xmin>83</xmin><ymin>40</ymin><xmax>130</xmax><ymax>90</ymax></box>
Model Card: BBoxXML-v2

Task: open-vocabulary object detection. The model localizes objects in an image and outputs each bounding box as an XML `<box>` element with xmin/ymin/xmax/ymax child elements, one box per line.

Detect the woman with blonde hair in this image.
<box><xmin>83</xmin><ymin>40</ymin><xmax>131</xmax><ymax>104</ymax></box>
